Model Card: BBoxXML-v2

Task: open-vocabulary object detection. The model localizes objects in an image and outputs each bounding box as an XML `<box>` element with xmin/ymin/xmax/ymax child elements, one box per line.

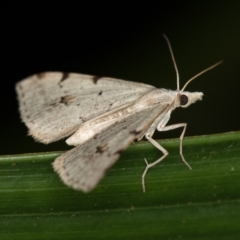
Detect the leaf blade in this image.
<box><xmin>0</xmin><ymin>131</ymin><xmax>240</xmax><ymax>239</ymax></box>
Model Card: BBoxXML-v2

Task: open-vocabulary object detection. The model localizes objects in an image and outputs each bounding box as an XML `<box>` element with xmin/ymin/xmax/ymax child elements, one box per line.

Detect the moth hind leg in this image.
<box><xmin>142</xmin><ymin>134</ymin><xmax>169</xmax><ymax>193</ymax></box>
<box><xmin>142</xmin><ymin>123</ymin><xmax>192</xmax><ymax>192</ymax></box>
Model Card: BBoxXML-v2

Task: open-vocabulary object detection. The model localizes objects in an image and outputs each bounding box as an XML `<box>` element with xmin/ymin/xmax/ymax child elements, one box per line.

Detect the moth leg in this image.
<box><xmin>142</xmin><ymin>134</ymin><xmax>169</xmax><ymax>193</ymax></box>
<box><xmin>158</xmin><ymin>123</ymin><xmax>192</xmax><ymax>170</ymax></box>
<box><xmin>142</xmin><ymin>123</ymin><xmax>191</xmax><ymax>193</ymax></box>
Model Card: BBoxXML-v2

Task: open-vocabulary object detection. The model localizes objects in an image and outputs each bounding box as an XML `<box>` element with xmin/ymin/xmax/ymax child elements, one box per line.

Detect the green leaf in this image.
<box><xmin>0</xmin><ymin>132</ymin><xmax>240</xmax><ymax>239</ymax></box>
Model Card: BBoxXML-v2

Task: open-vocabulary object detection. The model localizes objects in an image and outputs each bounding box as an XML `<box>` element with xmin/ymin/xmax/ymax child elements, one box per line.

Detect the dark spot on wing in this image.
<box><xmin>79</xmin><ymin>116</ymin><xmax>86</xmax><ymax>122</ymax></box>
<box><xmin>96</xmin><ymin>143</ymin><xmax>108</xmax><ymax>153</ymax></box>
<box><xmin>37</xmin><ymin>72</ymin><xmax>46</xmax><ymax>79</ymax></box>
<box><xmin>92</xmin><ymin>76</ymin><xmax>101</xmax><ymax>84</ymax></box>
<box><xmin>18</xmin><ymin>84</ymin><xmax>23</xmax><ymax>90</ymax></box>
<box><xmin>130</xmin><ymin>130</ymin><xmax>142</xmax><ymax>135</ymax></box>
<box><xmin>107</xmin><ymin>103</ymin><xmax>113</xmax><ymax>111</ymax></box>
<box><xmin>115</xmin><ymin>149</ymin><xmax>124</xmax><ymax>155</ymax></box>
<box><xmin>49</xmin><ymin>102</ymin><xmax>59</xmax><ymax>107</ymax></box>
<box><xmin>58</xmin><ymin>72</ymin><xmax>70</xmax><ymax>87</ymax></box>
<box><xmin>59</xmin><ymin>95</ymin><xmax>75</xmax><ymax>106</ymax></box>
<box><xmin>98</xmin><ymin>90</ymin><xmax>103</xmax><ymax>95</ymax></box>
<box><xmin>60</xmin><ymin>72</ymin><xmax>69</xmax><ymax>82</ymax></box>
<box><xmin>93</xmin><ymin>134</ymin><xmax>99</xmax><ymax>140</ymax></box>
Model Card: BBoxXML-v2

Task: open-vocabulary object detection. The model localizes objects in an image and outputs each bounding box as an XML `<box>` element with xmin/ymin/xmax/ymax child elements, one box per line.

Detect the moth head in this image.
<box><xmin>177</xmin><ymin>91</ymin><xmax>203</xmax><ymax>108</ymax></box>
<box><xmin>162</xmin><ymin>34</ymin><xmax>223</xmax><ymax>96</ymax></box>
<box><xmin>174</xmin><ymin>58</ymin><xmax>222</xmax><ymax>109</ymax></box>
<box><xmin>175</xmin><ymin>62</ymin><xmax>222</xmax><ymax>109</ymax></box>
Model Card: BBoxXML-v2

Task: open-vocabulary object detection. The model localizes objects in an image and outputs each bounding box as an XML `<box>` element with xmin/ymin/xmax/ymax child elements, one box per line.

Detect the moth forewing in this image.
<box><xmin>16</xmin><ymin>72</ymin><xmax>154</xmax><ymax>144</ymax></box>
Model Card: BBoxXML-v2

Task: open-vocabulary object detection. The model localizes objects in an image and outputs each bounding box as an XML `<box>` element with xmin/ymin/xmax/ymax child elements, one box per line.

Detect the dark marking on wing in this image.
<box><xmin>92</xmin><ymin>76</ymin><xmax>101</xmax><ymax>84</ymax></box>
<box><xmin>17</xmin><ymin>84</ymin><xmax>23</xmax><ymax>90</ymax></box>
<box><xmin>96</xmin><ymin>143</ymin><xmax>108</xmax><ymax>153</ymax></box>
<box><xmin>37</xmin><ymin>72</ymin><xmax>47</xmax><ymax>79</ymax></box>
<box><xmin>93</xmin><ymin>134</ymin><xmax>99</xmax><ymax>140</ymax></box>
<box><xmin>79</xmin><ymin>116</ymin><xmax>86</xmax><ymax>122</ymax></box>
<box><xmin>59</xmin><ymin>95</ymin><xmax>75</xmax><ymax>106</ymax></box>
<box><xmin>58</xmin><ymin>72</ymin><xmax>70</xmax><ymax>87</ymax></box>
<box><xmin>107</xmin><ymin>103</ymin><xmax>113</xmax><ymax>111</ymax></box>
<box><xmin>114</xmin><ymin>149</ymin><xmax>124</xmax><ymax>155</ymax></box>
<box><xmin>49</xmin><ymin>102</ymin><xmax>59</xmax><ymax>107</ymax></box>
<box><xmin>98</xmin><ymin>90</ymin><xmax>103</xmax><ymax>96</ymax></box>
<box><xmin>60</xmin><ymin>72</ymin><xmax>69</xmax><ymax>83</ymax></box>
<box><xmin>130</xmin><ymin>130</ymin><xmax>142</xmax><ymax>135</ymax></box>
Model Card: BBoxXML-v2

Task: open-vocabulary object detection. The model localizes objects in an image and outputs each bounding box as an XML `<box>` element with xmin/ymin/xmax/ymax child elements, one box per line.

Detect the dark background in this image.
<box><xmin>1</xmin><ymin>1</ymin><xmax>240</xmax><ymax>155</ymax></box>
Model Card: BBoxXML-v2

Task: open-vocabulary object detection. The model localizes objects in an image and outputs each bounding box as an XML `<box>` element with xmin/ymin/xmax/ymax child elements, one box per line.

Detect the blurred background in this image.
<box><xmin>1</xmin><ymin>1</ymin><xmax>240</xmax><ymax>154</ymax></box>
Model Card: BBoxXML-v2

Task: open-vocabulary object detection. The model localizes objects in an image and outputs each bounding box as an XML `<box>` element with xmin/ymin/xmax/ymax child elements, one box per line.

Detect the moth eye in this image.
<box><xmin>179</xmin><ymin>94</ymin><xmax>188</xmax><ymax>106</ymax></box>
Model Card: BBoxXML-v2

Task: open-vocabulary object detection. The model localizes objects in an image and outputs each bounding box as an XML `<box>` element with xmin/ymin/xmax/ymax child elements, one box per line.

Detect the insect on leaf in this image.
<box><xmin>16</xmin><ymin>35</ymin><xmax>222</xmax><ymax>192</ymax></box>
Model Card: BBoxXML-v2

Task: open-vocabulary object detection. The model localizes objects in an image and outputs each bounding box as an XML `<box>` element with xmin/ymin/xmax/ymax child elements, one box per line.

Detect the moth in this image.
<box><xmin>16</xmin><ymin>35</ymin><xmax>222</xmax><ymax>193</ymax></box>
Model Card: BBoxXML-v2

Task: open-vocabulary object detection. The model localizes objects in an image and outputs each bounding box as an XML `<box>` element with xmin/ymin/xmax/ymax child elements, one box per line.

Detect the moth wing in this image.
<box><xmin>16</xmin><ymin>72</ymin><xmax>155</xmax><ymax>143</ymax></box>
<box><xmin>53</xmin><ymin>103</ymin><xmax>169</xmax><ymax>192</ymax></box>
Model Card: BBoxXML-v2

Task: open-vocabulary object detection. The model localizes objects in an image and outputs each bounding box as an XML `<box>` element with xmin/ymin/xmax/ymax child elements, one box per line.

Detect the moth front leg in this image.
<box><xmin>158</xmin><ymin>123</ymin><xmax>192</xmax><ymax>170</ymax></box>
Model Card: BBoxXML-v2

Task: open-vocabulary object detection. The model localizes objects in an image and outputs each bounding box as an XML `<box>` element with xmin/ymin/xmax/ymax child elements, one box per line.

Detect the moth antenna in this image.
<box><xmin>163</xmin><ymin>34</ymin><xmax>180</xmax><ymax>90</ymax></box>
<box><xmin>180</xmin><ymin>60</ymin><xmax>223</xmax><ymax>92</ymax></box>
